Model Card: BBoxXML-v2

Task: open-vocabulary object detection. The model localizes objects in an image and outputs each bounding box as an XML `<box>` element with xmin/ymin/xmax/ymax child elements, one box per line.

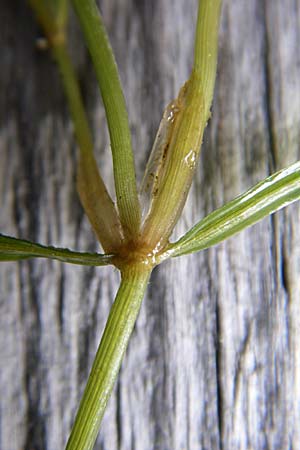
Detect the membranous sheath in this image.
<box><xmin>140</xmin><ymin>70</ymin><xmax>207</xmax><ymax>251</ymax></box>
<box><xmin>140</xmin><ymin>100</ymin><xmax>180</xmax><ymax>217</ymax></box>
<box><xmin>77</xmin><ymin>153</ymin><xmax>124</xmax><ymax>253</ymax></box>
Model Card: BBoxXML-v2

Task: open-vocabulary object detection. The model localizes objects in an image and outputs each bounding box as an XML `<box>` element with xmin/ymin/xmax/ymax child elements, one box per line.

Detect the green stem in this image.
<box><xmin>52</xmin><ymin>43</ymin><xmax>124</xmax><ymax>253</ymax></box>
<box><xmin>28</xmin><ymin>1</ymin><xmax>123</xmax><ymax>253</ymax></box>
<box><xmin>71</xmin><ymin>0</ymin><xmax>141</xmax><ymax>240</ymax></box>
<box><xmin>51</xmin><ymin>44</ymin><xmax>94</xmax><ymax>162</ymax></box>
<box><xmin>28</xmin><ymin>0</ymin><xmax>59</xmax><ymax>38</ymax></box>
<box><xmin>53</xmin><ymin>0</ymin><xmax>68</xmax><ymax>30</ymax></box>
<box><xmin>65</xmin><ymin>265</ymin><xmax>151</xmax><ymax>450</ymax></box>
<box><xmin>194</xmin><ymin>0</ymin><xmax>222</xmax><ymax>116</ymax></box>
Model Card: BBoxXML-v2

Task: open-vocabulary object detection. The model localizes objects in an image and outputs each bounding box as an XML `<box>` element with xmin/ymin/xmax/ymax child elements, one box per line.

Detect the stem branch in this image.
<box><xmin>72</xmin><ymin>0</ymin><xmax>141</xmax><ymax>240</ymax></box>
<box><xmin>52</xmin><ymin>43</ymin><xmax>124</xmax><ymax>253</ymax></box>
<box><xmin>194</xmin><ymin>0</ymin><xmax>222</xmax><ymax>116</ymax></box>
<box><xmin>65</xmin><ymin>265</ymin><xmax>151</xmax><ymax>450</ymax></box>
<box><xmin>29</xmin><ymin>0</ymin><xmax>124</xmax><ymax>253</ymax></box>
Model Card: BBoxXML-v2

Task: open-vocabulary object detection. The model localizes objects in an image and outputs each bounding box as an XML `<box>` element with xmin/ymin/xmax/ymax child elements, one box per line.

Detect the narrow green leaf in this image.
<box><xmin>163</xmin><ymin>161</ymin><xmax>300</xmax><ymax>258</ymax></box>
<box><xmin>0</xmin><ymin>234</ymin><xmax>113</xmax><ymax>266</ymax></box>
<box><xmin>65</xmin><ymin>265</ymin><xmax>150</xmax><ymax>450</ymax></box>
<box><xmin>71</xmin><ymin>0</ymin><xmax>141</xmax><ymax>240</ymax></box>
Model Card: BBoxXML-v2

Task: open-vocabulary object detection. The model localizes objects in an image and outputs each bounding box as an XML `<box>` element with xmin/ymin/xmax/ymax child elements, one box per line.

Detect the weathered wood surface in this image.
<box><xmin>1</xmin><ymin>1</ymin><xmax>300</xmax><ymax>449</ymax></box>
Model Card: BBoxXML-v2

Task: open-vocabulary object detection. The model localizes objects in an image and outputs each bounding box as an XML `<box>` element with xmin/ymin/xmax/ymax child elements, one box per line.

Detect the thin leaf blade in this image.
<box><xmin>0</xmin><ymin>234</ymin><xmax>113</xmax><ymax>266</ymax></box>
<box><xmin>164</xmin><ymin>161</ymin><xmax>300</xmax><ymax>258</ymax></box>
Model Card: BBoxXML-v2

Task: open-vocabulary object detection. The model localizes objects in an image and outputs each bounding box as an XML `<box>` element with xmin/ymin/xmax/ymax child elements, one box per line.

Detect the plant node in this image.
<box><xmin>112</xmin><ymin>237</ymin><xmax>166</xmax><ymax>271</ymax></box>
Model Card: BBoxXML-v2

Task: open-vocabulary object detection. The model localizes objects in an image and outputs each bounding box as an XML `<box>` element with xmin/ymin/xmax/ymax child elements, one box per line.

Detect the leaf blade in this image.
<box><xmin>0</xmin><ymin>234</ymin><xmax>113</xmax><ymax>266</ymax></box>
<box><xmin>163</xmin><ymin>161</ymin><xmax>300</xmax><ymax>258</ymax></box>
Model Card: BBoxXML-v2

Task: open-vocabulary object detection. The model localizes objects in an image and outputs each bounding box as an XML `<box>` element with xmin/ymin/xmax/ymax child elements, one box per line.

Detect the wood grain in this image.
<box><xmin>0</xmin><ymin>1</ymin><xmax>299</xmax><ymax>449</ymax></box>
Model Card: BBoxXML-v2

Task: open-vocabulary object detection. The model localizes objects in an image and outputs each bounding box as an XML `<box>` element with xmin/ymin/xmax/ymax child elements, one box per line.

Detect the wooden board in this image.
<box><xmin>0</xmin><ymin>0</ymin><xmax>299</xmax><ymax>449</ymax></box>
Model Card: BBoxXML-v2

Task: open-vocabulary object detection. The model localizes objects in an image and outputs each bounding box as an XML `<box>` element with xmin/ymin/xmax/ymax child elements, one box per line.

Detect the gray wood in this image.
<box><xmin>1</xmin><ymin>0</ymin><xmax>300</xmax><ymax>449</ymax></box>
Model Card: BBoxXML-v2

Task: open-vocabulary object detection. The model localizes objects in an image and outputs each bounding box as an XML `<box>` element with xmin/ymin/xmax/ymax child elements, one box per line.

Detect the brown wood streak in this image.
<box><xmin>0</xmin><ymin>0</ymin><xmax>299</xmax><ymax>449</ymax></box>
